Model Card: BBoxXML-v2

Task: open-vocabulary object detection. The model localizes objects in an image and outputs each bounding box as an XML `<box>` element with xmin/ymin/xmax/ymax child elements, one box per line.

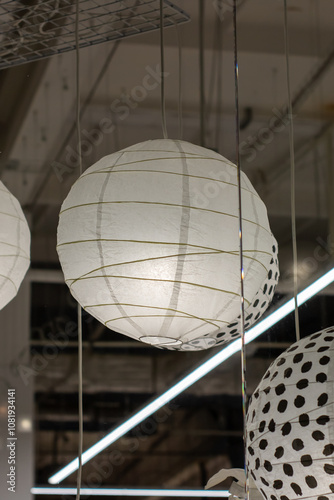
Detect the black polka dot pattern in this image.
<box><xmin>214</xmin><ymin>234</ymin><xmax>279</xmax><ymax>346</ymax></box>
<box><xmin>291</xmin><ymin>483</ymin><xmax>303</xmax><ymax>495</ymax></box>
<box><xmin>301</xmin><ymin>455</ymin><xmax>313</xmax><ymax>467</ymax></box>
<box><xmin>297</xmin><ymin>379</ymin><xmax>308</xmax><ymax>390</ymax></box>
<box><xmin>273</xmin><ymin>480</ymin><xmax>283</xmax><ymax>489</ymax></box>
<box><xmin>324</xmin><ymin>464</ymin><xmax>334</xmax><ymax>475</ymax></box>
<box><xmin>283</xmin><ymin>464</ymin><xmax>294</xmax><ymax>476</ymax></box>
<box><xmin>306</xmin><ymin>476</ymin><xmax>318</xmax><ymax>488</ymax></box>
<box><xmin>323</xmin><ymin>444</ymin><xmax>334</xmax><ymax>456</ymax></box>
<box><xmin>282</xmin><ymin>422</ymin><xmax>292</xmax><ymax>436</ymax></box>
<box><xmin>264</xmin><ymin>460</ymin><xmax>273</xmax><ymax>471</ymax></box>
<box><xmin>247</xmin><ymin>328</ymin><xmax>334</xmax><ymax>500</ymax></box>
<box><xmin>299</xmin><ymin>414</ymin><xmax>310</xmax><ymax>427</ymax></box>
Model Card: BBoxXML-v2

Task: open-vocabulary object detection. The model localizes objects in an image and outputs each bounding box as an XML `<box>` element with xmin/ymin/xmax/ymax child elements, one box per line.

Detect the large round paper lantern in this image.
<box><xmin>57</xmin><ymin>139</ymin><xmax>278</xmax><ymax>350</ymax></box>
<box><xmin>247</xmin><ymin>327</ymin><xmax>334</xmax><ymax>500</ymax></box>
<box><xmin>0</xmin><ymin>181</ymin><xmax>30</xmax><ymax>310</ymax></box>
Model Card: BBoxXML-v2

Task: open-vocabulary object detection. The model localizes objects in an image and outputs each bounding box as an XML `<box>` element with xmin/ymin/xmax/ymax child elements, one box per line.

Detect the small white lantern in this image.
<box><xmin>0</xmin><ymin>181</ymin><xmax>30</xmax><ymax>310</ymax></box>
<box><xmin>247</xmin><ymin>327</ymin><xmax>334</xmax><ymax>500</ymax></box>
<box><xmin>57</xmin><ymin>139</ymin><xmax>278</xmax><ymax>350</ymax></box>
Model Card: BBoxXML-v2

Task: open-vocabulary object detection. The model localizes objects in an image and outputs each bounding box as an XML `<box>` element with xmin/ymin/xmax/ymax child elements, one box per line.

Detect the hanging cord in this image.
<box><xmin>75</xmin><ymin>3</ymin><xmax>82</xmax><ymax>176</ymax></box>
<box><xmin>159</xmin><ymin>0</ymin><xmax>168</xmax><ymax>139</ymax></box>
<box><xmin>199</xmin><ymin>0</ymin><xmax>205</xmax><ymax>147</ymax></box>
<box><xmin>205</xmin><ymin>0</ymin><xmax>223</xmax><ymax>151</ymax></box>
<box><xmin>283</xmin><ymin>0</ymin><xmax>300</xmax><ymax>342</ymax></box>
<box><xmin>233</xmin><ymin>2</ymin><xmax>248</xmax><ymax>499</ymax></box>
<box><xmin>312</xmin><ymin>0</ymin><xmax>322</xmax><ymax>221</ymax></box>
<box><xmin>314</xmin><ymin>0</ymin><xmax>324</xmax><ymax>108</ymax></box>
<box><xmin>43</xmin><ymin>82</ymin><xmax>50</xmax><ymax>142</ymax></box>
<box><xmin>76</xmin><ymin>304</ymin><xmax>83</xmax><ymax>500</ymax></box>
<box><xmin>175</xmin><ymin>23</ymin><xmax>183</xmax><ymax>140</ymax></box>
<box><xmin>206</xmin><ymin>8</ymin><xmax>219</xmax><ymax>133</ymax></box>
<box><xmin>215</xmin><ymin>4</ymin><xmax>223</xmax><ymax>152</ymax></box>
<box><xmin>75</xmin><ymin>0</ymin><xmax>83</xmax><ymax>499</ymax></box>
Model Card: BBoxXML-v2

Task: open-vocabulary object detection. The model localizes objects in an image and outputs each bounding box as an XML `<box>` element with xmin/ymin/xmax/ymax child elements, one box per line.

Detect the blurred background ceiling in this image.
<box><xmin>1</xmin><ymin>0</ymin><xmax>334</xmax><ymax>499</ymax></box>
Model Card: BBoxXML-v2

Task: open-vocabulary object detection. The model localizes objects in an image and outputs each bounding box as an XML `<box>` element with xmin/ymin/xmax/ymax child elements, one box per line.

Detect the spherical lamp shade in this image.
<box><xmin>247</xmin><ymin>327</ymin><xmax>334</xmax><ymax>500</ymax></box>
<box><xmin>57</xmin><ymin>139</ymin><xmax>278</xmax><ymax>350</ymax></box>
<box><xmin>0</xmin><ymin>181</ymin><xmax>30</xmax><ymax>310</ymax></box>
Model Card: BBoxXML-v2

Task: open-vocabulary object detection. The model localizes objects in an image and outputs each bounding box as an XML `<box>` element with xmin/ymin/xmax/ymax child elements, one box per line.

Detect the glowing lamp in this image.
<box><xmin>57</xmin><ymin>139</ymin><xmax>278</xmax><ymax>350</ymax></box>
<box><xmin>0</xmin><ymin>181</ymin><xmax>30</xmax><ymax>310</ymax></box>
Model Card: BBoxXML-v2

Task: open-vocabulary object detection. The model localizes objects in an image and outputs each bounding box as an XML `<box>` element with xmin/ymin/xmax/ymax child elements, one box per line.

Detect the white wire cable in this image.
<box><xmin>175</xmin><ymin>23</ymin><xmax>183</xmax><ymax>140</ymax></box>
<box><xmin>199</xmin><ymin>0</ymin><xmax>205</xmax><ymax>147</ymax></box>
<box><xmin>76</xmin><ymin>304</ymin><xmax>83</xmax><ymax>500</ymax></box>
<box><xmin>232</xmin><ymin>2</ymin><xmax>249</xmax><ymax>500</ymax></box>
<box><xmin>215</xmin><ymin>8</ymin><xmax>223</xmax><ymax>152</ymax></box>
<box><xmin>75</xmin><ymin>1</ymin><xmax>83</xmax><ymax>498</ymax></box>
<box><xmin>283</xmin><ymin>0</ymin><xmax>300</xmax><ymax>342</ymax></box>
<box><xmin>160</xmin><ymin>0</ymin><xmax>168</xmax><ymax>139</ymax></box>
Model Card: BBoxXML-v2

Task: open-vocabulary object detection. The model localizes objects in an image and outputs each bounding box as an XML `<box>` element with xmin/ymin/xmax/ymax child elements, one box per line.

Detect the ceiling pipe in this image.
<box><xmin>0</xmin><ymin>60</ymin><xmax>49</xmax><ymax>168</ymax></box>
<box><xmin>246</xmin><ymin>40</ymin><xmax>334</xmax><ymax>155</ymax></box>
<box><xmin>267</xmin><ymin>119</ymin><xmax>334</xmax><ymax>188</ymax></box>
<box><xmin>289</xmin><ymin>44</ymin><xmax>334</xmax><ymax>117</ymax></box>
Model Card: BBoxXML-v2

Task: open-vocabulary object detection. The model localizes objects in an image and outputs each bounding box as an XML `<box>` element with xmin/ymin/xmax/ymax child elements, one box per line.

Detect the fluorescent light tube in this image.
<box><xmin>32</xmin><ymin>487</ymin><xmax>229</xmax><ymax>497</ymax></box>
<box><xmin>48</xmin><ymin>267</ymin><xmax>334</xmax><ymax>485</ymax></box>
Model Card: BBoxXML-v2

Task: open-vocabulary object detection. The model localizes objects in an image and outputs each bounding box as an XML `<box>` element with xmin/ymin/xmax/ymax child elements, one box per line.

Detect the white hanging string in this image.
<box><xmin>199</xmin><ymin>0</ymin><xmax>205</xmax><ymax>147</ymax></box>
<box><xmin>159</xmin><ymin>0</ymin><xmax>168</xmax><ymax>139</ymax></box>
<box><xmin>283</xmin><ymin>0</ymin><xmax>300</xmax><ymax>342</ymax></box>
<box><xmin>232</xmin><ymin>2</ymin><xmax>249</xmax><ymax>500</ymax></box>
<box><xmin>206</xmin><ymin>1</ymin><xmax>223</xmax><ymax>152</ymax></box>
<box><xmin>206</xmin><ymin>15</ymin><xmax>219</xmax><ymax>136</ymax></box>
<box><xmin>215</xmin><ymin>6</ymin><xmax>223</xmax><ymax>152</ymax></box>
<box><xmin>75</xmin><ymin>0</ymin><xmax>83</xmax><ymax>498</ymax></box>
<box><xmin>312</xmin><ymin>0</ymin><xmax>322</xmax><ymax>221</ymax></box>
<box><xmin>175</xmin><ymin>23</ymin><xmax>183</xmax><ymax>140</ymax></box>
<box><xmin>76</xmin><ymin>304</ymin><xmax>83</xmax><ymax>500</ymax></box>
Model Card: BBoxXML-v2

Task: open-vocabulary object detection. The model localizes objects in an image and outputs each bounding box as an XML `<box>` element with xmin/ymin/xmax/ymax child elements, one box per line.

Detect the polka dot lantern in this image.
<box><xmin>57</xmin><ymin>139</ymin><xmax>278</xmax><ymax>350</ymax></box>
<box><xmin>247</xmin><ymin>327</ymin><xmax>334</xmax><ymax>500</ymax></box>
<box><xmin>0</xmin><ymin>181</ymin><xmax>30</xmax><ymax>310</ymax></box>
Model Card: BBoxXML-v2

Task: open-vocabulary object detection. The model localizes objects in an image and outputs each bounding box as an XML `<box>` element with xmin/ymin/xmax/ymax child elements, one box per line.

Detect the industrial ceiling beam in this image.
<box><xmin>0</xmin><ymin>60</ymin><xmax>49</xmax><ymax>167</ymax></box>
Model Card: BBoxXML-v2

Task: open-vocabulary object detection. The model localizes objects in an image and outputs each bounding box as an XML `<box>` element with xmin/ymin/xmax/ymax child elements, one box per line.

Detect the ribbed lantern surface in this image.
<box><xmin>57</xmin><ymin>139</ymin><xmax>278</xmax><ymax>350</ymax></box>
<box><xmin>0</xmin><ymin>181</ymin><xmax>30</xmax><ymax>310</ymax></box>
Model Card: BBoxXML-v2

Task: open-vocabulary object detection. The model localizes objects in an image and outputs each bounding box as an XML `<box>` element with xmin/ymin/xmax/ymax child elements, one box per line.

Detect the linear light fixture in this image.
<box><xmin>48</xmin><ymin>267</ymin><xmax>334</xmax><ymax>485</ymax></box>
<box><xmin>31</xmin><ymin>487</ymin><xmax>229</xmax><ymax>497</ymax></box>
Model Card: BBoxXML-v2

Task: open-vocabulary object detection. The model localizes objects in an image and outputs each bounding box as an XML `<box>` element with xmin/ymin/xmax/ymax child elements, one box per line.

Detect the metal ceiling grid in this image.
<box><xmin>0</xmin><ymin>0</ymin><xmax>190</xmax><ymax>69</ymax></box>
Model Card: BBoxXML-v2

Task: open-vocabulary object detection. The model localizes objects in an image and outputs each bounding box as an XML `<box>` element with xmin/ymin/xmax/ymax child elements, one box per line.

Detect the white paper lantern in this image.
<box><xmin>247</xmin><ymin>327</ymin><xmax>334</xmax><ymax>500</ymax></box>
<box><xmin>57</xmin><ymin>139</ymin><xmax>278</xmax><ymax>350</ymax></box>
<box><xmin>206</xmin><ymin>467</ymin><xmax>263</xmax><ymax>500</ymax></box>
<box><xmin>0</xmin><ymin>181</ymin><xmax>30</xmax><ymax>310</ymax></box>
